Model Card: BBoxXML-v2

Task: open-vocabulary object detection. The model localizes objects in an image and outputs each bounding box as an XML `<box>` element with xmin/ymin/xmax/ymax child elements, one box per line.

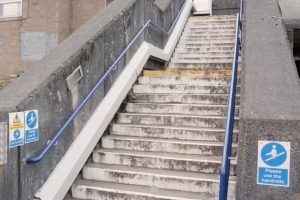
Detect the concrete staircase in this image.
<box><xmin>70</xmin><ymin>15</ymin><xmax>239</xmax><ymax>200</ymax></box>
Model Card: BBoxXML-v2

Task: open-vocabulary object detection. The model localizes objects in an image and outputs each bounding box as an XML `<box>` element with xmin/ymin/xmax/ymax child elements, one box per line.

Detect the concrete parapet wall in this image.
<box><xmin>0</xmin><ymin>0</ymin><xmax>185</xmax><ymax>199</ymax></box>
<box><xmin>237</xmin><ymin>0</ymin><xmax>300</xmax><ymax>199</ymax></box>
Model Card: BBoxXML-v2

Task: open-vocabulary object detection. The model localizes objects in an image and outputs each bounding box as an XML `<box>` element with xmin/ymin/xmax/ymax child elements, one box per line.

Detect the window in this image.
<box><xmin>0</xmin><ymin>0</ymin><xmax>22</xmax><ymax>19</ymax></box>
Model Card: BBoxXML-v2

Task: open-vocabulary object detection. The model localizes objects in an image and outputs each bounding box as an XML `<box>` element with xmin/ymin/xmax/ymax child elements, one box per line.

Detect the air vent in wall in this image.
<box><xmin>66</xmin><ymin>65</ymin><xmax>84</xmax><ymax>90</ymax></box>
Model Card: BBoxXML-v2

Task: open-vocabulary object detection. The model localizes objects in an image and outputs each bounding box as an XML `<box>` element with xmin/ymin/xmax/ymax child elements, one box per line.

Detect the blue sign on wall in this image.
<box><xmin>257</xmin><ymin>141</ymin><xmax>290</xmax><ymax>187</ymax></box>
<box><xmin>25</xmin><ymin>110</ymin><xmax>39</xmax><ymax>143</ymax></box>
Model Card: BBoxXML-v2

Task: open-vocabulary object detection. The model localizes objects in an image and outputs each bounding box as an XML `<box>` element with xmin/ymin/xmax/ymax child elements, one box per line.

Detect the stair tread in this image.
<box><xmin>84</xmin><ymin>163</ymin><xmax>237</xmax><ymax>183</ymax></box>
<box><xmin>94</xmin><ymin>148</ymin><xmax>237</xmax><ymax>165</ymax></box>
<box><xmin>73</xmin><ymin>179</ymin><xmax>220</xmax><ymax>200</ymax></box>
<box><xmin>103</xmin><ymin>135</ymin><xmax>238</xmax><ymax>147</ymax></box>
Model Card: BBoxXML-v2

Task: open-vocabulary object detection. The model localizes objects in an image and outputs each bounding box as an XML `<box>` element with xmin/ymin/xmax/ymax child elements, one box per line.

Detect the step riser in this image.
<box><xmin>176</xmin><ymin>47</ymin><xmax>234</xmax><ymax>52</ymax></box>
<box><xmin>138</xmin><ymin>77</ymin><xmax>235</xmax><ymax>85</ymax></box>
<box><xmin>185</xmin><ymin>27</ymin><xmax>235</xmax><ymax>31</ymax></box>
<box><xmin>168</xmin><ymin>63</ymin><xmax>232</xmax><ymax>69</ymax></box>
<box><xmin>102</xmin><ymin>138</ymin><xmax>237</xmax><ymax>156</ymax></box>
<box><xmin>125</xmin><ymin>104</ymin><xmax>239</xmax><ymax>116</ymax></box>
<box><xmin>169</xmin><ymin>63</ymin><xmax>237</xmax><ymax>69</ymax></box>
<box><xmin>186</xmin><ymin>23</ymin><xmax>236</xmax><ymax>26</ymax></box>
<box><xmin>175</xmin><ymin>49</ymin><xmax>234</xmax><ymax>54</ymax></box>
<box><xmin>129</xmin><ymin>94</ymin><xmax>240</xmax><ymax>105</ymax></box>
<box><xmin>133</xmin><ymin>85</ymin><xmax>240</xmax><ymax>94</ymax></box>
<box><xmin>173</xmin><ymin>49</ymin><xmax>233</xmax><ymax>54</ymax></box>
<box><xmin>72</xmin><ymin>185</ymin><xmax>203</xmax><ymax>200</ymax></box>
<box><xmin>83</xmin><ymin>167</ymin><xmax>236</xmax><ymax>195</ymax></box>
<box><xmin>178</xmin><ymin>40</ymin><xmax>234</xmax><ymax>45</ymax></box>
<box><xmin>93</xmin><ymin>152</ymin><xmax>237</xmax><ymax>175</ymax></box>
<box><xmin>110</xmin><ymin>125</ymin><xmax>239</xmax><ymax>142</ymax></box>
<box><xmin>172</xmin><ymin>57</ymin><xmax>233</xmax><ymax>61</ymax></box>
<box><xmin>183</xmin><ymin>31</ymin><xmax>236</xmax><ymax>35</ymax></box>
<box><xmin>72</xmin><ymin>186</ymin><xmax>174</xmax><ymax>200</ymax></box>
<box><xmin>173</xmin><ymin>53</ymin><xmax>234</xmax><ymax>57</ymax></box>
<box><xmin>173</xmin><ymin>54</ymin><xmax>233</xmax><ymax>58</ymax></box>
<box><xmin>116</xmin><ymin>114</ymin><xmax>239</xmax><ymax>129</ymax></box>
<box><xmin>188</xmin><ymin>19</ymin><xmax>236</xmax><ymax>23</ymax></box>
<box><xmin>182</xmin><ymin>32</ymin><xmax>236</xmax><ymax>36</ymax></box>
<box><xmin>177</xmin><ymin>44</ymin><xmax>234</xmax><ymax>48</ymax></box>
<box><xmin>93</xmin><ymin>152</ymin><xmax>238</xmax><ymax>176</ymax></box>
<box><xmin>171</xmin><ymin>57</ymin><xmax>233</xmax><ymax>62</ymax></box>
<box><xmin>181</xmin><ymin>35</ymin><xmax>236</xmax><ymax>39</ymax></box>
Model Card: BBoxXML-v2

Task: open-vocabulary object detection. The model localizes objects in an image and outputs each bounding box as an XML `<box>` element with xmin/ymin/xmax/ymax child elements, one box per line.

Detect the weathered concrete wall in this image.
<box><xmin>237</xmin><ymin>0</ymin><xmax>300</xmax><ymax>199</ymax></box>
<box><xmin>0</xmin><ymin>0</ymin><xmax>185</xmax><ymax>199</ymax></box>
<box><xmin>212</xmin><ymin>0</ymin><xmax>239</xmax><ymax>10</ymax></box>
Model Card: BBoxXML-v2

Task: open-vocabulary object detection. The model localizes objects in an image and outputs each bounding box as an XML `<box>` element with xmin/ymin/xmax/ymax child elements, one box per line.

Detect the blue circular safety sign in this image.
<box><xmin>261</xmin><ymin>142</ymin><xmax>287</xmax><ymax>167</ymax></box>
<box><xmin>26</xmin><ymin>111</ymin><xmax>37</xmax><ymax>129</ymax></box>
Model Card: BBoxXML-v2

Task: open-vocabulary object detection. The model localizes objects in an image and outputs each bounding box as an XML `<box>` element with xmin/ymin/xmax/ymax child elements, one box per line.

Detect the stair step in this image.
<box><xmin>168</xmin><ymin>63</ymin><xmax>241</xmax><ymax>69</ymax></box>
<box><xmin>129</xmin><ymin>93</ymin><xmax>240</xmax><ymax>105</ymax></box>
<box><xmin>172</xmin><ymin>56</ymin><xmax>233</xmax><ymax>61</ymax></box>
<box><xmin>178</xmin><ymin>40</ymin><xmax>234</xmax><ymax>45</ymax></box>
<box><xmin>110</xmin><ymin>123</ymin><xmax>239</xmax><ymax>142</ymax></box>
<box><xmin>175</xmin><ymin>47</ymin><xmax>234</xmax><ymax>53</ymax></box>
<box><xmin>183</xmin><ymin>30</ymin><xmax>236</xmax><ymax>35</ymax></box>
<box><xmin>124</xmin><ymin>102</ymin><xmax>239</xmax><ymax>116</ymax></box>
<box><xmin>133</xmin><ymin>84</ymin><xmax>240</xmax><ymax>94</ymax></box>
<box><xmin>181</xmin><ymin>34</ymin><xmax>235</xmax><ymax>39</ymax></box>
<box><xmin>177</xmin><ymin>44</ymin><xmax>234</xmax><ymax>49</ymax></box>
<box><xmin>92</xmin><ymin>149</ymin><xmax>237</xmax><ymax>174</ymax></box>
<box><xmin>82</xmin><ymin>163</ymin><xmax>236</xmax><ymax>195</ymax></box>
<box><xmin>169</xmin><ymin>60</ymin><xmax>233</xmax><ymax>66</ymax></box>
<box><xmin>189</xmin><ymin>17</ymin><xmax>236</xmax><ymax>22</ymax></box>
<box><xmin>72</xmin><ymin>179</ymin><xmax>223</xmax><ymax>200</ymax></box>
<box><xmin>185</xmin><ymin>24</ymin><xmax>235</xmax><ymax>28</ymax></box>
<box><xmin>101</xmin><ymin>135</ymin><xmax>238</xmax><ymax>156</ymax></box>
<box><xmin>185</xmin><ymin>27</ymin><xmax>235</xmax><ymax>32</ymax></box>
<box><xmin>116</xmin><ymin>113</ymin><xmax>239</xmax><ymax>128</ymax></box>
<box><xmin>186</xmin><ymin>21</ymin><xmax>236</xmax><ymax>25</ymax></box>
<box><xmin>173</xmin><ymin>53</ymin><xmax>234</xmax><ymax>58</ymax></box>
<box><xmin>138</xmin><ymin>76</ymin><xmax>236</xmax><ymax>85</ymax></box>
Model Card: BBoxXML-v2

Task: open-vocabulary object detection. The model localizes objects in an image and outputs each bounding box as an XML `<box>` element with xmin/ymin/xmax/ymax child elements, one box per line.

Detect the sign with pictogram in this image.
<box><xmin>9</xmin><ymin>112</ymin><xmax>25</xmax><ymax>148</ymax></box>
<box><xmin>257</xmin><ymin>141</ymin><xmax>290</xmax><ymax>187</ymax></box>
<box><xmin>25</xmin><ymin>110</ymin><xmax>39</xmax><ymax>143</ymax></box>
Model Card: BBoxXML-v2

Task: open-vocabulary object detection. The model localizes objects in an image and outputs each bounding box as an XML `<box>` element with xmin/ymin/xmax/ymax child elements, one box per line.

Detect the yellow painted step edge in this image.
<box><xmin>143</xmin><ymin>68</ymin><xmax>242</xmax><ymax>77</ymax></box>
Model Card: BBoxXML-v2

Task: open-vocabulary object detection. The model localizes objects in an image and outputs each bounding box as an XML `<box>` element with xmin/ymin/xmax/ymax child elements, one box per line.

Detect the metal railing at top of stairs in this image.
<box><xmin>26</xmin><ymin>0</ymin><xmax>188</xmax><ymax>164</ymax></box>
<box><xmin>219</xmin><ymin>0</ymin><xmax>243</xmax><ymax>199</ymax></box>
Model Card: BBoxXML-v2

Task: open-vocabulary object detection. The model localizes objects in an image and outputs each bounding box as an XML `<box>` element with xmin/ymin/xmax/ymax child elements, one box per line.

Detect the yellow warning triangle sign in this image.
<box><xmin>13</xmin><ymin>114</ymin><xmax>20</xmax><ymax>124</ymax></box>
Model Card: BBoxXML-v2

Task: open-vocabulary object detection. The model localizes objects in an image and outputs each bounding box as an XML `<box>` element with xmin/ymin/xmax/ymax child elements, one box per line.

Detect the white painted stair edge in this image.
<box><xmin>34</xmin><ymin>1</ymin><xmax>193</xmax><ymax>200</ymax></box>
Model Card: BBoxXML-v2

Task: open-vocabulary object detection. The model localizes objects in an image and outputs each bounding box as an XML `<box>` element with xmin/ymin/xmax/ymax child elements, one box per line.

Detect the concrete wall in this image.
<box><xmin>278</xmin><ymin>0</ymin><xmax>300</xmax><ymax>28</ymax></box>
<box><xmin>237</xmin><ymin>0</ymin><xmax>300</xmax><ymax>199</ymax></box>
<box><xmin>0</xmin><ymin>0</ymin><xmax>185</xmax><ymax>199</ymax></box>
<box><xmin>212</xmin><ymin>0</ymin><xmax>239</xmax><ymax>10</ymax></box>
<box><xmin>0</xmin><ymin>0</ymin><xmax>106</xmax><ymax>80</ymax></box>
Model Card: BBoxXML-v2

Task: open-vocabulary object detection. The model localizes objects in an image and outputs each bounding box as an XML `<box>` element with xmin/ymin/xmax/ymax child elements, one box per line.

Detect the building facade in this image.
<box><xmin>0</xmin><ymin>0</ymin><xmax>107</xmax><ymax>79</ymax></box>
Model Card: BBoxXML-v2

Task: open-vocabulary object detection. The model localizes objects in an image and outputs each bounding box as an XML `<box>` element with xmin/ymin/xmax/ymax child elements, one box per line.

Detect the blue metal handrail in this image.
<box><xmin>26</xmin><ymin>0</ymin><xmax>188</xmax><ymax>164</ymax></box>
<box><xmin>219</xmin><ymin>0</ymin><xmax>243</xmax><ymax>199</ymax></box>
